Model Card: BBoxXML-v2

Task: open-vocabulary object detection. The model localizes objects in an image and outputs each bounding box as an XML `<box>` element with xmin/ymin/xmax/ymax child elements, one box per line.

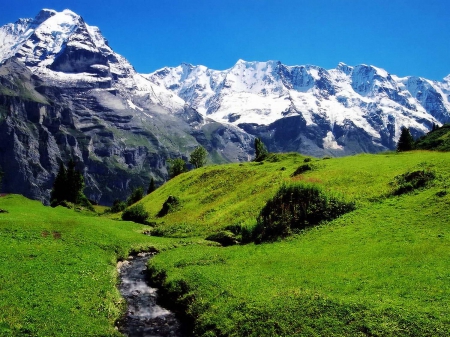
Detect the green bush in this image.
<box><xmin>392</xmin><ymin>170</ymin><xmax>435</xmax><ymax>195</ymax></box>
<box><xmin>253</xmin><ymin>184</ymin><xmax>355</xmax><ymax>242</ymax></box>
<box><xmin>291</xmin><ymin>164</ymin><xmax>312</xmax><ymax>177</ymax></box>
<box><xmin>205</xmin><ymin>231</ymin><xmax>238</xmax><ymax>246</ymax></box>
<box><xmin>127</xmin><ymin>187</ymin><xmax>144</xmax><ymax>206</ymax></box>
<box><xmin>121</xmin><ymin>204</ymin><xmax>149</xmax><ymax>224</ymax></box>
<box><xmin>108</xmin><ymin>199</ymin><xmax>127</xmax><ymax>213</ymax></box>
<box><xmin>158</xmin><ymin>196</ymin><xmax>181</xmax><ymax>217</ymax></box>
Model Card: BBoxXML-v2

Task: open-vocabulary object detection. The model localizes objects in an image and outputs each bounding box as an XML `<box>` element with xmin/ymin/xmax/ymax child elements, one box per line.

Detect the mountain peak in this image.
<box><xmin>33</xmin><ymin>9</ymin><xmax>57</xmax><ymax>25</ymax></box>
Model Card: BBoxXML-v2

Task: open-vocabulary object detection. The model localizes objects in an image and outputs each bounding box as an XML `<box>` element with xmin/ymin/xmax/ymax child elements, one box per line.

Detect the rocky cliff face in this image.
<box><xmin>1</xmin><ymin>9</ymin><xmax>449</xmax><ymax>204</ymax></box>
<box><xmin>0</xmin><ymin>10</ymin><xmax>253</xmax><ymax>205</ymax></box>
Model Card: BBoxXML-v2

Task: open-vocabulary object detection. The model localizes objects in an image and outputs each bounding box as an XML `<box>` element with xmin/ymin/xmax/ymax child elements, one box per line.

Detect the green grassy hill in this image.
<box><xmin>142</xmin><ymin>151</ymin><xmax>450</xmax><ymax>336</ymax></box>
<box><xmin>0</xmin><ymin>196</ymin><xmax>189</xmax><ymax>336</ymax></box>
<box><xmin>1</xmin><ymin>150</ymin><xmax>450</xmax><ymax>336</ymax></box>
<box><xmin>415</xmin><ymin>124</ymin><xmax>450</xmax><ymax>151</ymax></box>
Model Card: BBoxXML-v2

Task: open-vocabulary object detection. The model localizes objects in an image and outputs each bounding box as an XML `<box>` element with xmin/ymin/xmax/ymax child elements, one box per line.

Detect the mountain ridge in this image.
<box><xmin>0</xmin><ymin>8</ymin><xmax>449</xmax><ymax>203</ymax></box>
<box><xmin>0</xmin><ymin>9</ymin><xmax>253</xmax><ymax>204</ymax></box>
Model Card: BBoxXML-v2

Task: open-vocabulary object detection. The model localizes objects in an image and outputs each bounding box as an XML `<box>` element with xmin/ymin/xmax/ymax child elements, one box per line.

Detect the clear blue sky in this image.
<box><xmin>2</xmin><ymin>0</ymin><xmax>449</xmax><ymax>80</ymax></box>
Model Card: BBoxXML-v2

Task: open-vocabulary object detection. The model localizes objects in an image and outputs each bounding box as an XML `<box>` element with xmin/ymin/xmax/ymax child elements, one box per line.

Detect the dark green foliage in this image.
<box><xmin>392</xmin><ymin>170</ymin><xmax>435</xmax><ymax>195</ymax></box>
<box><xmin>254</xmin><ymin>137</ymin><xmax>268</xmax><ymax>162</ymax></box>
<box><xmin>397</xmin><ymin>127</ymin><xmax>414</xmax><ymax>152</ymax></box>
<box><xmin>168</xmin><ymin>158</ymin><xmax>187</xmax><ymax>178</ymax></box>
<box><xmin>109</xmin><ymin>199</ymin><xmax>127</xmax><ymax>213</ymax></box>
<box><xmin>127</xmin><ymin>187</ymin><xmax>144</xmax><ymax>206</ymax></box>
<box><xmin>291</xmin><ymin>164</ymin><xmax>312</xmax><ymax>177</ymax></box>
<box><xmin>0</xmin><ymin>165</ymin><xmax>3</xmax><ymax>190</ymax></box>
<box><xmin>121</xmin><ymin>204</ymin><xmax>149</xmax><ymax>224</ymax></box>
<box><xmin>253</xmin><ymin>184</ymin><xmax>355</xmax><ymax>242</ymax></box>
<box><xmin>147</xmin><ymin>178</ymin><xmax>156</xmax><ymax>195</ymax></box>
<box><xmin>415</xmin><ymin>123</ymin><xmax>450</xmax><ymax>151</ymax></box>
<box><xmin>205</xmin><ymin>231</ymin><xmax>238</xmax><ymax>246</ymax></box>
<box><xmin>66</xmin><ymin>159</ymin><xmax>84</xmax><ymax>203</ymax></box>
<box><xmin>189</xmin><ymin>146</ymin><xmax>208</xmax><ymax>169</ymax></box>
<box><xmin>158</xmin><ymin>195</ymin><xmax>180</xmax><ymax>217</ymax></box>
<box><xmin>303</xmin><ymin>157</ymin><xmax>312</xmax><ymax>163</ymax></box>
<box><xmin>50</xmin><ymin>162</ymin><xmax>67</xmax><ymax>204</ymax></box>
<box><xmin>50</xmin><ymin>159</ymin><xmax>89</xmax><ymax>208</ymax></box>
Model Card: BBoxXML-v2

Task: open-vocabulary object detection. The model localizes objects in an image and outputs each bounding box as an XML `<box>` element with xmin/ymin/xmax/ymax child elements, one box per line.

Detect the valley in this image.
<box><xmin>1</xmin><ymin>150</ymin><xmax>449</xmax><ymax>336</ymax></box>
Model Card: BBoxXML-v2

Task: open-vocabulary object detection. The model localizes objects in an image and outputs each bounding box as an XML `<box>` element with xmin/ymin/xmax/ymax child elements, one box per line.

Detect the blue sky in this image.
<box><xmin>1</xmin><ymin>0</ymin><xmax>449</xmax><ymax>80</ymax></box>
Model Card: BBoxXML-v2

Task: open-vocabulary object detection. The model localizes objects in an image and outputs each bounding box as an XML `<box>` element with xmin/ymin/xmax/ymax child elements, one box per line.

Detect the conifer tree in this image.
<box><xmin>51</xmin><ymin>159</ymin><xmax>86</xmax><ymax>206</ymax></box>
<box><xmin>254</xmin><ymin>137</ymin><xmax>268</xmax><ymax>162</ymax></box>
<box><xmin>66</xmin><ymin>159</ymin><xmax>84</xmax><ymax>203</ymax></box>
<box><xmin>397</xmin><ymin>127</ymin><xmax>414</xmax><ymax>152</ymax></box>
<box><xmin>50</xmin><ymin>162</ymin><xmax>67</xmax><ymax>204</ymax></box>
<box><xmin>147</xmin><ymin>177</ymin><xmax>156</xmax><ymax>194</ymax></box>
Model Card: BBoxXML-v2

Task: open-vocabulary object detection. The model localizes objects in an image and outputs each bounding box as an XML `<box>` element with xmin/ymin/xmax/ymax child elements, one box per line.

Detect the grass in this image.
<box><xmin>2</xmin><ymin>150</ymin><xmax>450</xmax><ymax>336</ymax></box>
<box><xmin>0</xmin><ymin>195</ymin><xmax>189</xmax><ymax>336</ymax></box>
<box><xmin>142</xmin><ymin>150</ymin><xmax>450</xmax><ymax>336</ymax></box>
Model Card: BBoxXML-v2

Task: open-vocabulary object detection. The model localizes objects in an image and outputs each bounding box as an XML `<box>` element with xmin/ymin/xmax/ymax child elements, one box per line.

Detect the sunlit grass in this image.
<box><xmin>0</xmin><ymin>195</ymin><xmax>183</xmax><ymax>336</ymax></box>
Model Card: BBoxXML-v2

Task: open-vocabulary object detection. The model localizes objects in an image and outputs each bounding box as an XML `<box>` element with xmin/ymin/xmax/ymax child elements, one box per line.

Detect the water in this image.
<box><xmin>117</xmin><ymin>252</ymin><xmax>186</xmax><ymax>337</ymax></box>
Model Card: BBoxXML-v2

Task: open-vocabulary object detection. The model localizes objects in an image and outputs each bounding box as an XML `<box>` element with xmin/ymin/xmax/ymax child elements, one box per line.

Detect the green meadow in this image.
<box><xmin>1</xmin><ymin>150</ymin><xmax>450</xmax><ymax>336</ymax></box>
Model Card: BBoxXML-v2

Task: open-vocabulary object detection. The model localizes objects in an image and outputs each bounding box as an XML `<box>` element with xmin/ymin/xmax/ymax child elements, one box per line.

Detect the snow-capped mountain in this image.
<box><xmin>1</xmin><ymin>8</ymin><xmax>449</xmax><ymax>204</ymax></box>
<box><xmin>0</xmin><ymin>9</ymin><xmax>253</xmax><ymax>204</ymax></box>
<box><xmin>147</xmin><ymin>60</ymin><xmax>450</xmax><ymax>154</ymax></box>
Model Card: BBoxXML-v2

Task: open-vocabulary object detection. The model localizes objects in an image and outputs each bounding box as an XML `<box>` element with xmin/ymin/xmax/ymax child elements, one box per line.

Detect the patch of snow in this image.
<box><xmin>323</xmin><ymin>131</ymin><xmax>343</xmax><ymax>150</ymax></box>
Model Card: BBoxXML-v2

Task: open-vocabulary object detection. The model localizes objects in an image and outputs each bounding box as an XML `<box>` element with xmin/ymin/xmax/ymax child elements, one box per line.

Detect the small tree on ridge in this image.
<box><xmin>189</xmin><ymin>146</ymin><xmax>208</xmax><ymax>169</ymax></box>
<box><xmin>397</xmin><ymin>127</ymin><xmax>414</xmax><ymax>152</ymax></box>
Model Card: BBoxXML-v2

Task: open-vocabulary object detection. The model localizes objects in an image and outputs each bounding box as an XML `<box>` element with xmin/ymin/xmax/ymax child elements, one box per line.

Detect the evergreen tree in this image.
<box><xmin>51</xmin><ymin>159</ymin><xmax>87</xmax><ymax>206</ymax></box>
<box><xmin>189</xmin><ymin>146</ymin><xmax>208</xmax><ymax>169</ymax></box>
<box><xmin>66</xmin><ymin>159</ymin><xmax>84</xmax><ymax>203</ymax></box>
<box><xmin>50</xmin><ymin>162</ymin><xmax>67</xmax><ymax>204</ymax></box>
<box><xmin>254</xmin><ymin>137</ymin><xmax>268</xmax><ymax>162</ymax></box>
<box><xmin>397</xmin><ymin>127</ymin><xmax>414</xmax><ymax>152</ymax></box>
<box><xmin>147</xmin><ymin>177</ymin><xmax>156</xmax><ymax>195</ymax></box>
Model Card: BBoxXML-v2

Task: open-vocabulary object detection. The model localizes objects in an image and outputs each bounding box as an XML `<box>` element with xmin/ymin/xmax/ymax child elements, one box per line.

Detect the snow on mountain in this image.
<box><xmin>0</xmin><ymin>9</ymin><xmax>184</xmax><ymax>113</ymax></box>
<box><xmin>146</xmin><ymin>60</ymin><xmax>450</xmax><ymax>151</ymax></box>
<box><xmin>1</xmin><ymin>8</ymin><xmax>449</xmax><ymax>156</ymax></box>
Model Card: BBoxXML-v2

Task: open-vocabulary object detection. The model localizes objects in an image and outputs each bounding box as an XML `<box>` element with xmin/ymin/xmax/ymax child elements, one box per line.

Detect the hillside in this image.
<box><xmin>1</xmin><ymin>9</ymin><xmax>450</xmax><ymax>205</ymax></box>
<box><xmin>415</xmin><ymin>124</ymin><xmax>450</xmax><ymax>151</ymax></box>
<box><xmin>1</xmin><ymin>151</ymin><xmax>450</xmax><ymax>336</ymax></box>
<box><xmin>140</xmin><ymin>151</ymin><xmax>450</xmax><ymax>336</ymax></box>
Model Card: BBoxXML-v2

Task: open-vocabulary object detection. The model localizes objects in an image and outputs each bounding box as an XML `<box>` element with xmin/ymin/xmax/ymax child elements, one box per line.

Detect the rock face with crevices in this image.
<box><xmin>0</xmin><ymin>9</ymin><xmax>254</xmax><ymax>205</ymax></box>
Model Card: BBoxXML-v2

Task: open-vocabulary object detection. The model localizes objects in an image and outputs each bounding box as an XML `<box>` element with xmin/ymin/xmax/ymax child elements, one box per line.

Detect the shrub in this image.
<box><xmin>291</xmin><ymin>164</ymin><xmax>312</xmax><ymax>177</ymax></box>
<box><xmin>168</xmin><ymin>158</ymin><xmax>187</xmax><ymax>178</ymax></box>
<box><xmin>205</xmin><ymin>231</ymin><xmax>238</xmax><ymax>246</ymax></box>
<box><xmin>392</xmin><ymin>170</ymin><xmax>435</xmax><ymax>195</ymax></box>
<box><xmin>109</xmin><ymin>199</ymin><xmax>127</xmax><ymax>213</ymax></box>
<box><xmin>158</xmin><ymin>196</ymin><xmax>181</xmax><ymax>217</ymax></box>
<box><xmin>127</xmin><ymin>187</ymin><xmax>144</xmax><ymax>206</ymax></box>
<box><xmin>121</xmin><ymin>204</ymin><xmax>149</xmax><ymax>224</ymax></box>
<box><xmin>253</xmin><ymin>184</ymin><xmax>355</xmax><ymax>242</ymax></box>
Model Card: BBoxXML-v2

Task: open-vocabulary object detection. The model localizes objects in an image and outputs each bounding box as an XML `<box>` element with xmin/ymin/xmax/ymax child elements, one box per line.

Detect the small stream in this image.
<box><xmin>117</xmin><ymin>252</ymin><xmax>186</xmax><ymax>337</ymax></box>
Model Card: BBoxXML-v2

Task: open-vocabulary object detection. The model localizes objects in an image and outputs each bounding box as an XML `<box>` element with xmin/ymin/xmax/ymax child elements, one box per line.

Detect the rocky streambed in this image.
<box><xmin>117</xmin><ymin>252</ymin><xmax>186</xmax><ymax>337</ymax></box>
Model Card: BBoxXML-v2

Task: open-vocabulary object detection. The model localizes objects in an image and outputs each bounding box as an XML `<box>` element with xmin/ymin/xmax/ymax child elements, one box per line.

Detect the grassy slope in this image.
<box><xmin>144</xmin><ymin>151</ymin><xmax>450</xmax><ymax>336</ymax></box>
<box><xmin>1</xmin><ymin>151</ymin><xmax>449</xmax><ymax>336</ymax></box>
<box><xmin>0</xmin><ymin>195</ymin><xmax>189</xmax><ymax>337</ymax></box>
<box><xmin>415</xmin><ymin>124</ymin><xmax>450</xmax><ymax>151</ymax></box>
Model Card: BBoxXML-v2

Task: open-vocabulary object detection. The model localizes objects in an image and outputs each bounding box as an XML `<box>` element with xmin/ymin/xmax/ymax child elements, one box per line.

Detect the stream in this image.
<box><xmin>117</xmin><ymin>252</ymin><xmax>186</xmax><ymax>337</ymax></box>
